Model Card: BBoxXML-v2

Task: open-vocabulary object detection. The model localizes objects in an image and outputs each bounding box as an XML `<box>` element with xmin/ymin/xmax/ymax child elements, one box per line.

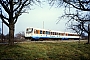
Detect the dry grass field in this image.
<box><xmin>0</xmin><ymin>39</ymin><xmax>90</xmax><ymax>60</ymax></box>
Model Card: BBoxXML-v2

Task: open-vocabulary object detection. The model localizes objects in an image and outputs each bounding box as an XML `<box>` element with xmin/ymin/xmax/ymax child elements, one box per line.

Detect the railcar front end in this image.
<box><xmin>25</xmin><ymin>27</ymin><xmax>34</xmax><ymax>39</ymax></box>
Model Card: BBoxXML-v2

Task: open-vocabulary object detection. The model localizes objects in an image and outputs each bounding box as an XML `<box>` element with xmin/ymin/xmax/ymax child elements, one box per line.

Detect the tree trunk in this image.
<box><xmin>8</xmin><ymin>24</ymin><xmax>14</xmax><ymax>45</ymax></box>
<box><xmin>88</xmin><ymin>32</ymin><xmax>90</xmax><ymax>44</ymax></box>
<box><xmin>8</xmin><ymin>0</ymin><xmax>14</xmax><ymax>45</ymax></box>
<box><xmin>87</xmin><ymin>24</ymin><xmax>90</xmax><ymax>44</ymax></box>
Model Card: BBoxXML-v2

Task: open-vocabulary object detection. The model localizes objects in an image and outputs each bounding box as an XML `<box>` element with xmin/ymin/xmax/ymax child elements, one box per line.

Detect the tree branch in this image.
<box><xmin>63</xmin><ymin>0</ymin><xmax>90</xmax><ymax>11</ymax></box>
<box><xmin>0</xmin><ymin>16</ymin><xmax>9</xmax><ymax>27</ymax></box>
<box><xmin>13</xmin><ymin>0</ymin><xmax>22</xmax><ymax>12</ymax></box>
<box><xmin>0</xmin><ymin>14</ymin><xmax>9</xmax><ymax>20</ymax></box>
<box><xmin>13</xmin><ymin>0</ymin><xmax>30</xmax><ymax>23</ymax></box>
<box><xmin>0</xmin><ymin>0</ymin><xmax>10</xmax><ymax>14</ymax></box>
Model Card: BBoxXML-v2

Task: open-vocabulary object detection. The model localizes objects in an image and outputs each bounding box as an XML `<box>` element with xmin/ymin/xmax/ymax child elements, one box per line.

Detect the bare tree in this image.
<box><xmin>63</xmin><ymin>0</ymin><xmax>90</xmax><ymax>43</ymax></box>
<box><xmin>62</xmin><ymin>11</ymin><xmax>90</xmax><ymax>34</ymax></box>
<box><xmin>67</xmin><ymin>12</ymin><xmax>90</xmax><ymax>38</ymax></box>
<box><xmin>49</xmin><ymin>0</ymin><xmax>90</xmax><ymax>43</ymax></box>
<box><xmin>0</xmin><ymin>0</ymin><xmax>41</xmax><ymax>45</ymax></box>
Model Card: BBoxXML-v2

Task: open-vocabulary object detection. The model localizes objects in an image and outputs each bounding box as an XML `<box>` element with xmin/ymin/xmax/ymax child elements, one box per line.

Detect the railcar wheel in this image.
<box><xmin>31</xmin><ymin>38</ymin><xmax>35</xmax><ymax>41</ymax></box>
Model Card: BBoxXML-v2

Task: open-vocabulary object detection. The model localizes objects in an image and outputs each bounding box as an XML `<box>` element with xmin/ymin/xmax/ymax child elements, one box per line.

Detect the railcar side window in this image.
<box><xmin>68</xmin><ymin>34</ymin><xmax>73</xmax><ymax>36</ymax></box>
<box><xmin>56</xmin><ymin>32</ymin><xmax>58</xmax><ymax>35</ymax></box>
<box><xmin>40</xmin><ymin>30</ymin><xmax>42</xmax><ymax>34</ymax></box>
<box><xmin>50</xmin><ymin>32</ymin><xmax>52</xmax><ymax>35</ymax></box>
<box><xmin>68</xmin><ymin>34</ymin><xmax>79</xmax><ymax>36</ymax></box>
<box><xmin>66</xmin><ymin>33</ymin><xmax>68</xmax><ymax>36</ymax></box>
<box><xmin>59</xmin><ymin>33</ymin><xmax>60</xmax><ymax>35</ymax></box>
<box><xmin>73</xmin><ymin>34</ymin><xmax>79</xmax><ymax>36</ymax></box>
<box><xmin>68</xmin><ymin>34</ymin><xmax>70</xmax><ymax>36</ymax></box>
<box><xmin>36</xmin><ymin>30</ymin><xmax>39</xmax><ymax>34</ymax></box>
<box><xmin>46</xmin><ymin>31</ymin><xmax>50</xmax><ymax>35</ymax></box>
<box><xmin>43</xmin><ymin>31</ymin><xmax>45</xmax><ymax>34</ymax></box>
<box><xmin>55</xmin><ymin>32</ymin><xmax>56</xmax><ymax>35</ymax></box>
<box><xmin>61</xmin><ymin>33</ymin><xmax>64</xmax><ymax>36</ymax></box>
<box><xmin>34</xmin><ymin>30</ymin><xmax>35</xmax><ymax>34</ymax></box>
<box><xmin>53</xmin><ymin>32</ymin><xmax>54</xmax><ymax>35</ymax></box>
<box><xmin>48</xmin><ymin>32</ymin><xmax>50</xmax><ymax>35</ymax></box>
<box><xmin>51</xmin><ymin>32</ymin><xmax>53</xmax><ymax>35</ymax></box>
<box><xmin>46</xmin><ymin>31</ymin><xmax>48</xmax><ymax>34</ymax></box>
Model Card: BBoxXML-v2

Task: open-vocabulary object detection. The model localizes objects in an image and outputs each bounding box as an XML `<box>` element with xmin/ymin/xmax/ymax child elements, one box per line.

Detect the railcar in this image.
<box><xmin>25</xmin><ymin>27</ymin><xmax>80</xmax><ymax>41</ymax></box>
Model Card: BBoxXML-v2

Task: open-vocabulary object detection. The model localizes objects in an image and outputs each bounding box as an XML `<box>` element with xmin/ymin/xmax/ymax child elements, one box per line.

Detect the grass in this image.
<box><xmin>0</xmin><ymin>41</ymin><xmax>90</xmax><ymax>60</ymax></box>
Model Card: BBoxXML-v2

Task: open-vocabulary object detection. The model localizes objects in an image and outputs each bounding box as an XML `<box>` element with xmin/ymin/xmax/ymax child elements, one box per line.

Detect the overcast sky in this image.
<box><xmin>0</xmin><ymin>1</ymin><xmax>71</xmax><ymax>35</ymax></box>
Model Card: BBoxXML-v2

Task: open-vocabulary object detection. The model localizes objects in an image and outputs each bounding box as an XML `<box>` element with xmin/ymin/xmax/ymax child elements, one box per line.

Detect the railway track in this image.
<box><xmin>0</xmin><ymin>40</ymin><xmax>87</xmax><ymax>44</ymax></box>
<box><xmin>22</xmin><ymin>39</ymin><xmax>87</xmax><ymax>43</ymax></box>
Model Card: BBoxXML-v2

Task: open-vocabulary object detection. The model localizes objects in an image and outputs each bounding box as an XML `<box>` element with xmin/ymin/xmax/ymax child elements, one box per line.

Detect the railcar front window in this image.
<box><xmin>26</xmin><ymin>28</ymin><xmax>33</xmax><ymax>33</ymax></box>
